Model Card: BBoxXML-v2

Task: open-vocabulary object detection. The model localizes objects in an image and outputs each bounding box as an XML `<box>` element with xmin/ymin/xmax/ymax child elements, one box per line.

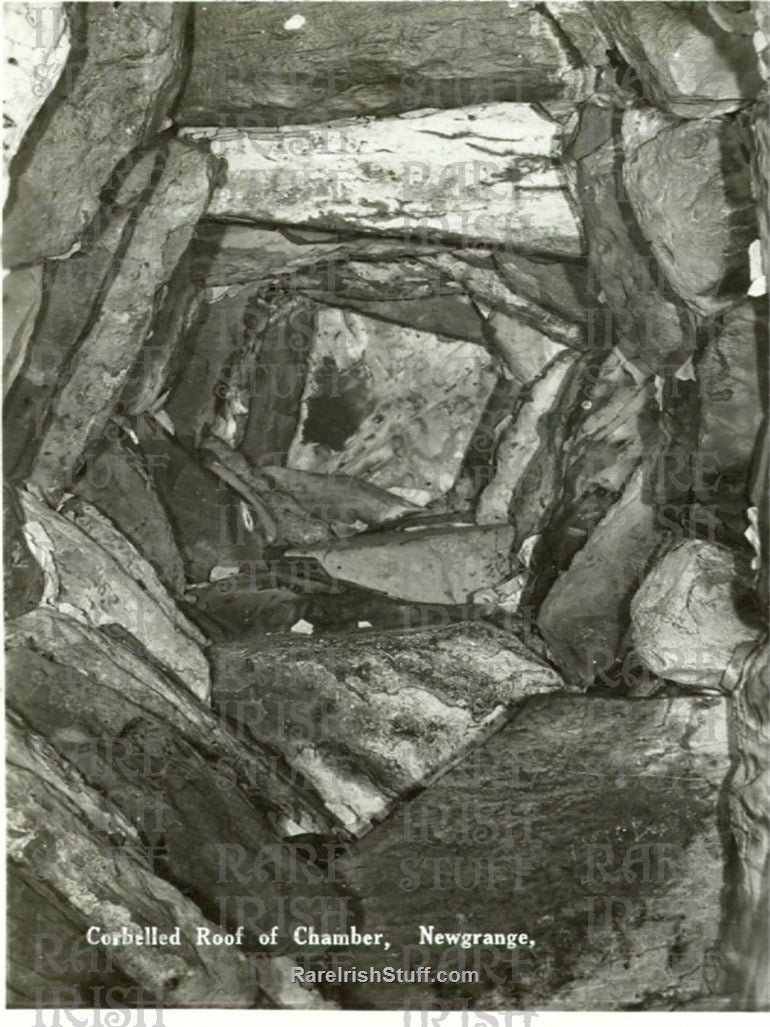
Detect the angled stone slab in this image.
<box><xmin>18</xmin><ymin>490</ymin><xmax>211</xmax><ymax>702</ymax></box>
<box><xmin>2</xmin><ymin>264</ymin><xmax>42</xmax><ymax>399</ymax></box>
<box><xmin>308</xmin><ymin>695</ymin><xmax>729</xmax><ymax>1009</ymax></box>
<box><xmin>477</xmin><ymin>350</ymin><xmax>576</xmax><ymax>526</ymax></box>
<box><xmin>591</xmin><ymin>1</ymin><xmax>763</xmax><ymax>119</ymax></box>
<box><xmin>2</xmin><ymin>2</ymin><xmax>70</xmax><ymax>205</ymax></box>
<box><xmin>538</xmin><ymin>468</ymin><xmax>659</xmax><ymax>685</ymax></box>
<box><xmin>5</xmin><ymin>607</ymin><xmax>336</xmax><ymax>837</ymax></box>
<box><xmin>177</xmin><ymin>2</ymin><xmax>589</xmax><ymax>125</ymax></box>
<box><xmin>187</xmin><ymin>104</ymin><xmax>585</xmax><ymax>255</ymax></box>
<box><xmin>286</xmin><ymin>307</ymin><xmax>499</xmax><ymax>505</ymax></box>
<box><xmin>572</xmin><ymin>110</ymin><xmax>691</xmax><ymax>375</ymax></box>
<box><xmin>287</xmin><ymin>523</ymin><xmax>516</xmax><ymax>605</ymax></box>
<box><xmin>4</xmin><ymin>3</ymin><xmax>189</xmax><ymax>266</ymax></box>
<box><xmin>3</xmin><ymin>148</ymin><xmax>160</xmax><ymax>482</ymax></box>
<box><xmin>212</xmin><ymin>621</ymin><xmax>563</xmax><ymax>833</ymax></box>
<box><xmin>695</xmin><ymin>300</ymin><xmax>765</xmax><ymax>541</ymax></box>
<box><xmin>6</xmin><ymin>714</ymin><xmax>258</xmax><ymax>1006</ymax></box>
<box><xmin>623</xmin><ymin>109</ymin><xmax>756</xmax><ymax>316</ymax></box>
<box><xmin>29</xmin><ymin>141</ymin><xmax>215</xmax><ymax>498</ymax></box>
<box><xmin>72</xmin><ymin>436</ymin><xmax>187</xmax><ymax>595</ymax></box>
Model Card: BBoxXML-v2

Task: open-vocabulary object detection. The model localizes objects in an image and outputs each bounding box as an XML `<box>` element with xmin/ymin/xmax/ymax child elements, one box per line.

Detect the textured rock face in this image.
<box><xmin>307</xmin><ymin>696</ymin><xmax>729</xmax><ymax>1009</ymax></box>
<box><xmin>591</xmin><ymin>1</ymin><xmax>764</xmax><ymax>117</ymax></box>
<box><xmin>695</xmin><ymin>301</ymin><xmax>766</xmax><ymax>540</ymax></box>
<box><xmin>29</xmin><ymin>142</ymin><xmax>215</xmax><ymax>497</ymax></box>
<box><xmin>18</xmin><ymin>491</ymin><xmax>211</xmax><ymax>702</ymax></box>
<box><xmin>2</xmin><ymin>265</ymin><xmax>42</xmax><ymax>399</ymax></box>
<box><xmin>286</xmin><ymin>307</ymin><xmax>499</xmax><ymax>504</ymax></box>
<box><xmin>623</xmin><ymin>109</ymin><xmax>757</xmax><ymax>315</ymax></box>
<box><xmin>2</xmin><ymin>2</ymin><xmax>70</xmax><ymax>205</ymax></box>
<box><xmin>213</xmin><ymin>622</ymin><xmax>563</xmax><ymax>833</ymax></box>
<box><xmin>572</xmin><ymin>115</ymin><xmax>691</xmax><ymax>374</ymax></box>
<box><xmin>6</xmin><ymin>715</ymin><xmax>259</xmax><ymax>1007</ymax></box>
<box><xmin>288</xmin><ymin>524</ymin><xmax>516</xmax><ymax>605</ymax></box>
<box><xmin>477</xmin><ymin>351</ymin><xmax>576</xmax><ymax>527</ymax></box>
<box><xmin>177</xmin><ymin>1</ymin><xmax>590</xmax><ymax>125</ymax></box>
<box><xmin>720</xmin><ymin>638</ymin><xmax>770</xmax><ymax>1010</ymax></box>
<box><xmin>631</xmin><ymin>542</ymin><xmax>761</xmax><ymax>689</ymax></box>
<box><xmin>3</xmin><ymin>149</ymin><xmax>161</xmax><ymax>480</ymax></box>
<box><xmin>187</xmin><ymin>104</ymin><xmax>585</xmax><ymax>253</ymax></box>
<box><xmin>538</xmin><ymin>468</ymin><xmax>660</xmax><ymax>685</ymax></box>
<box><xmin>4</xmin><ymin>3</ymin><xmax>189</xmax><ymax>266</ymax></box>
<box><xmin>3</xmin><ymin>1</ymin><xmax>767</xmax><ymax>1013</ymax></box>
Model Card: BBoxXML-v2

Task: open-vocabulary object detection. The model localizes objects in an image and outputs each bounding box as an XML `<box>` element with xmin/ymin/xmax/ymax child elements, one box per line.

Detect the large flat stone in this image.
<box><xmin>177</xmin><ymin>2</ymin><xmax>588</xmax><ymax>125</ymax></box>
<box><xmin>538</xmin><ymin>468</ymin><xmax>659</xmax><ymax>685</ymax></box>
<box><xmin>3</xmin><ymin>149</ymin><xmax>160</xmax><ymax>482</ymax></box>
<box><xmin>212</xmin><ymin>622</ymin><xmax>563</xmax><ymax>833</ymax></box>
<box><xmin>72</xmin><ymin>436</ymin><xmax>187</xmax><ymax>595</ymax></box>
<box><xmin>308</xmin><ymin>695</ymin><xmax>729</xmax><ymax>1009</ymax></box>
<box><xmin>286</xmin><ymin>307</ymin><xmax>499</xmax><ymax>505</ymax></box>
<box><xmin>6</xmin><ymin>714</ymin><xmax>258</xmax><ymax>1006</ymax></box>
<box><xmin>287</xmin><ymin>524</ymin><xmax>516</xmax><ymax>605</ymax></box>
<box><xmin>623</xmin><ymin>110</ymin><xmax>756</xmax><ymax>315</ymax></box>
<box><xmin>630</xmin><ymin>541</ymin><xmax>761</xmax><ymax>689</ymax></box>
<box><xmin>187</xmin><ymin>104</ymin><xmax>585</xmax><ymax>254</ymax></box>
<box><xmin>4</xmin><ymin>3</ymin><xmax>189</xmax><ymax>266</ymax></box>
<box><xmin>18</xmin><ymin>491</ymin><xmax>211</xmax><ymax>702</ymax></box>
<box><xmin>572</xmin><ymin>109</ymin><xmax>691</xmax><ymax>375</ymax></box>
<box><xmin>29</xmin><ymin>141</ymin><xmax>215</xmax><ymax>498</ymax></box>
<box><xmin>591</xmin><ymin>1</ymin><xmax>763</xmax><ymax>118</ymax></box>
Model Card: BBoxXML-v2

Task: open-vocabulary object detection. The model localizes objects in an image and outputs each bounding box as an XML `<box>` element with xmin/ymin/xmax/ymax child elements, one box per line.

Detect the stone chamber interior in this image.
<box><xmin>3</xmin><ymin>0</ymin><xmax>769</xmax><ymax>1013</ymax></box>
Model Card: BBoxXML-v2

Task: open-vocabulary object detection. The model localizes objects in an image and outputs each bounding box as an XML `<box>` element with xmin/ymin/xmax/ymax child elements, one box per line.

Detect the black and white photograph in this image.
<box><xmin>2</xmin><ymin>0</ymin><xmax>768</xmax><ymax>1019</ymax></box>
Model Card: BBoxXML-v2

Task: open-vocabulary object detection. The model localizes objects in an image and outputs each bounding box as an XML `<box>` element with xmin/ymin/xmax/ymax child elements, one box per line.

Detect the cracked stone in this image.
<box><xmin>212</xmin><ymin>621</ymin><xmax>564</xmax><ymax>833</ymax></box>
<box><xmin>4</xmin><ymin>3</ymin><xmax>189</xmax><ymax>266</ymax></box>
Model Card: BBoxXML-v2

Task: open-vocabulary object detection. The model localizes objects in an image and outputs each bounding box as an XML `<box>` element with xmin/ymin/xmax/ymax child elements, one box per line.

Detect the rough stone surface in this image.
<box><xmin>213</xmin><ymin>622</ymin><xmax>563</xmax><ymax>833</ymax></box>
<box><xmin>5</xmin><ymin>607</ymin><xmax>334</xmax><ymax>836</ymax></box>
<box><xmin>538</xmin><ymin>468</ymin><xmax>659</xmax><ymax>686</ymax></box>
<box><xmin>631</xmin><ymin>541</ymin><xmax>761</xmax><ymax>689</ymax></box>
<box><xmin>139</xmin><ymin>433</ymin><xmax>265</xmax><ymax>583</ymax></box>
<box><xmin>477</xmin><ymin>351</ymin><xmax>576</xmax><ymax>526</ymax></box>
<box><xmin>188</xmin><ymin>104</ymin><xmax>585</xmax><ymax>254</ymax></box>
<box><xmin>18</xmin><ymin>490</ymin><xmax>211</xmax><ymax>702</ymax></box>
<box><xmin>623</xmin><ymin>109</ymin><xmax>757</xmax><ymax>315</ymax></box>
<box><xmin>288</xmin><ymin>524</ymin><xmax>516</xmax><ymax>606</ymax></box>
<box><xmin>200</xmin><ymin>436</ymin><xmax>343</xmax><ymax>547</ymax></box>
<box><xmin>287</xmin><ymin>307</ymin><xmax>499</xmax><ymax>505</ymax></box>
<box><xmin>720</xmin><ymin>637</ymin><xmax>770</xmax><ymax>1010</ymax></box>
<box><xmin>30</xmin><ymin>142</ymin><xmax>215</xmax><ymax>497</ymax></box>
<box><xmin>695</xmin><ymin>300</ymin><xmax>766</xmax><ymax>540</ymax></box>
<box><xmin>2</xmin><ymin>2</ymin><xmax>70</xmax><ymax>205</ymax></box>
<box><xmin>6</xmin><ymin>714</ymin><xmax>258</xmax><ymax>1006</ymax></box>
<box><xmin>2</xmin><ymin>1</ymin><xmax>766</xmax><ymax>1012</ymax></box>
<box><xmin>4</xmin><ymin>3</ymin><xmax>189</xmax><ymax>266</ymax></box>
<box><xmin>121</xmin><ymin>252</ymin><xmax>205</xmax><ymax>420</ymax></box>
<box><xmin>191</xmin><ymin>225</ymin><xmax>588</xmax><ymax>347</ymax></box>
<box><xmin>234</xmin><ymin>294</ymin><xmax>317</xmax><ymax>466</ymax></box>
<box><xmin>2</xmin><ymin>264</ymin><xmax>42</xmax><ymax>399</ymax></box>
<box><xmin>3</xmin><ymin>150</ymin><xmax>160</xmax><ymax>481</ymax></box>
<box><xmin>3</xmin><ymin>484</ymin><xmax>43</xmax><ymax>619</ymax></box>
<box><xmin>177</xmin><ymin>2</ymin><xmax>588</xmax><ymax>125</ymax></box>
<box><xmin>73</xmin><ymin>436</ymin><xmax>187</xmax><ymax>595</ymax></box>
<box><xmin>311</xmin><ymin>695</ymin><xmax>729</xmax><ymax>1009</ymax></box>
<box><xmin>591</xmin><ymin>1</ymin><xmax>764</xmax><ymax>118</ymax></box>
<box><xmin>526</xmin><ymin>348</ymin><xmax>654</xmax><ymax>608</ymax></box>
<box><xmin>572</xmin><ymin>110</ymin><xmax>692</xmax><ymax>374</ymax></box>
